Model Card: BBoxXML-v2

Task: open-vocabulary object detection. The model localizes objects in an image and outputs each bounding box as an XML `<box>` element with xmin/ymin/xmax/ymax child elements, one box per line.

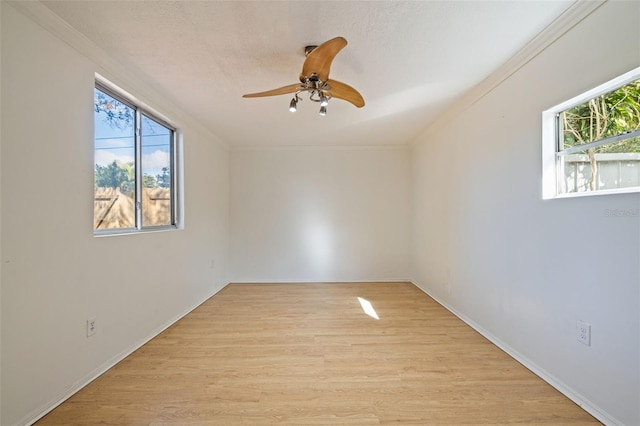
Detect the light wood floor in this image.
<box><xmin>37</xmin><ymin>282</ymin><xmax>600</xmax><ymax>425</ymax></box>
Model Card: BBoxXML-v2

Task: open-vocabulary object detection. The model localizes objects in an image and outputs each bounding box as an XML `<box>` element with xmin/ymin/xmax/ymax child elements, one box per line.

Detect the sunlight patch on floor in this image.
<box><xmin>357</xmin><ymin>297</ymin><xmax>379</xmax><ymax>320</ymax></box>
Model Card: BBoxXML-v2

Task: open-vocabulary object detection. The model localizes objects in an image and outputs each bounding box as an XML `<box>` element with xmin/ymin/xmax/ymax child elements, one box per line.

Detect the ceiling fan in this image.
<box><xmin>242</xmin><ymin>36</ymin><xmax>365</xmax><ymax>115</ymax></box>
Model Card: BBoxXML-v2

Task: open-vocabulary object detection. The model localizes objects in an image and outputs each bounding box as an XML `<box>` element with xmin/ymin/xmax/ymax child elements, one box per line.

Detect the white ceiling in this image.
<box><xmin>41</xmin><ymin>0</ymin><xmax>574</xmax><ymax>148</ymax></box>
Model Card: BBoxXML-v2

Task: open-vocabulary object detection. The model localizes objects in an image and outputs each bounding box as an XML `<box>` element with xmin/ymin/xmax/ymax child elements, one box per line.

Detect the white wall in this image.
<box><xmin>411</xmin><ymin>2</ymin><xmax>640</xmax><ymax>425</ymax></box>
<box><xmin>0</xmin><ymin>2</ymin><xmax>3</xmax><ymax>422</ymax></box>
<box><xmin>0</xmin><ymin>4</ymin><xmax>230</xmax><ymax>425</ymax></box>
<box><xmin>231</xmin><ymin>147</ymin><xmax>411</xmax><ymax>282</ymax></box>
<box><xmin>4</xmin><ymin>1</ymin><xmax>638</xmax><ymax>425</ymax></box>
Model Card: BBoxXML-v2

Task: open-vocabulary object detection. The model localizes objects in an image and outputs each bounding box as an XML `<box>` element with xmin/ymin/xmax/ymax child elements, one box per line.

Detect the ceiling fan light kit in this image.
<box><xmin>243</xmin><ymin>36</ymin><xmax>365</xmax><ymax>116</ymax></box>
<box><xmin>289</xmin><ymin>96</ymin><xmax>298</xmax><ymax>112</ymax></box>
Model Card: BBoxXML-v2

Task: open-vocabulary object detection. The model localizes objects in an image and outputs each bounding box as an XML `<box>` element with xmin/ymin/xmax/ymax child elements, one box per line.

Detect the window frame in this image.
<box><xmin>542</xmin><ymin>66</ymin><xmax>640</xmax><ymax>199</ymax></box>
<box><xmin>94</xmin><ymin>81</ymin><xmax>180</xmax><ymax>235</ymax></box>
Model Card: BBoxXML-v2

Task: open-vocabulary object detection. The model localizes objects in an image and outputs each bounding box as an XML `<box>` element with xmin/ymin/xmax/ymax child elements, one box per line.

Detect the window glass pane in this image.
<box><xmin>94</xmin><ymin>88</ymin><xmax>136</xmax><ymax>230</ymax></box>
<box><xmin>141</xmin><ymin>114</ymin><xmax>173</xmax><ymax>227</ymax></box>
<box><xmin>560</xmin><ymin>78</ymin><xmax>640</xmax><ymax>150</ymax></box>
<box><xmin>556</xmin><ymin>77</ymin><xmax>640</xmax><ymax>195</ymax></box>
<box><xmin>559</xmin><ymin>149</ymin><xmax>640</xmax><ymax>194</ymax></box>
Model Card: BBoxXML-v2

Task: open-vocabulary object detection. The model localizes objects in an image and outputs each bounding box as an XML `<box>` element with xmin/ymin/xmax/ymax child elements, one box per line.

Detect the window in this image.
<box><xmin>94</xmin><ymin>82</ymin><xmax>178</xmax><ymax>234</ymax></box>
<box><xmin>543</xmin><ymin>67</ymin><xmax>640</xmax><ymax>199</ymax></box>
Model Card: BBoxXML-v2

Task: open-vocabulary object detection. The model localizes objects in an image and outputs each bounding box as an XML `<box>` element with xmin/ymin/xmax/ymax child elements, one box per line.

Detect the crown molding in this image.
<box><xmin>230</xmin><ymin>144</ymin><xmax>410</xmax><ymax>152</ymax></box>
<box><xmin>7</xmin><ymin>0</ymin><xmax>606</xmax><ymax>153</ymax></box>
<box><xmin>7</xmin><ymin>0</ymin><xmax>230</xmax><ymax>151</ymax></box>
<box><xmin>410</xmin><ymin>0</ymin><xmax>607</xmax><ymax>147</ymax></box>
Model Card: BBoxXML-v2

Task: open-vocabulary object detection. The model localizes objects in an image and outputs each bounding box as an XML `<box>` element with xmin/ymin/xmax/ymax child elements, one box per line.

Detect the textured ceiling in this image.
<box><xmin>41</xmin><ymin>0</ymin><xmax>574</xmax><ymax>147</ymax></box>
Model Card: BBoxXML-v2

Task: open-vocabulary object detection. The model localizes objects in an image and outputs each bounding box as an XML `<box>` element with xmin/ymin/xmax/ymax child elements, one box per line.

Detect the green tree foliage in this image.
<box><xmin>95</xmin><ymin>90</ymin><xmax>134</xmax><ymax>130</ymax></box>
<box><xmin>561</xmin><ymin>78</ymin><xmax>640</xmax><ymax>190</ymax></box>
<box><xmin>95</xmin><ymin>160</ymin><xmax>134</xmax><ymax>194</ymax></box>
<box><xmin>95</xmin><ymin>160</ymin><xmax>127</xmax><ymax>188</ymax></box>
<box><xmin>156</xmin><ymin>167</ymin><xmax>171</xmax><ymax>188</ymax></box>
<box><xmin>562</xmin><ymin>78</ymin><xmax>640</xmax><ymax>153</ymax></box>
<box><xmin>143</xmin><ymin>174</ymin><xmax>157</xmax><ymax>188</ymax></box>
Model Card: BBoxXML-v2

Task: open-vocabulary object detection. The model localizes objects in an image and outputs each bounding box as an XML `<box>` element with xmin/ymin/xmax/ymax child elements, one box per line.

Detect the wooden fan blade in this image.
<box><xmin>300</xmin><ymin>36</ymin><xmax>347</xmax><ymax>82</ymax></box>
<box><xmin>243</xmin><ymin>83</ymin><xmax>302</xmax><ymax>98</ymax></box>
<box><xmin>327</xmin><ymin>79</ymin><xmax>365</xmax><ymax>108</ymax></box>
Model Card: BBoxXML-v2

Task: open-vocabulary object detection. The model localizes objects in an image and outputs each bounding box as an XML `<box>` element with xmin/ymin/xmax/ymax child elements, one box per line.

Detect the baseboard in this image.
<box><xmin>229</xmin><ymin>279</ymin><xmax>413</xmax><ymax>284</ymax></box>
<box><xmin>24</xmin><ymin>280</ymin><xmax>618</xmax><ymax>425</ymax></box>
<box><xmin>409</xmin><ymin>279</ymin><xmax>623</xmax><ymax>426</ymax></box>
<box><xmin>22</xmin><ymin>282</ymin><xmax>231</xmax><ymax>426</ymax></box>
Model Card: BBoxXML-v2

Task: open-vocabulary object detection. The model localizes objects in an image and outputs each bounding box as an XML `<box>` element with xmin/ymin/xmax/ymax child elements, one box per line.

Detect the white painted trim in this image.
<box><xmin>0</xmin><ymin>0</ymin><xmax>4</xmax><ymax>422</ymax></box>
<box><xmin>20</xmin><ymin>279</ymin><xmax>620</xmax><ymax>425</ymax></box>
<box><xmin>9</xmin><ymin>1</ymin><xmax>605</xmax><ymax>154</ymax></box>
<box><xmin>21</xmin><ymin>282</ymin><xmax>231</xmax><ymax>426</ymax></box>
<box><xmin>553</xmin><ymin>187</ymin><xmax>640</xmax><ymax>199</ymax></box>
<box><xmin>231</xmin><ymin>144</ymin><xmax>410</xmax><ymax>152</ymax></box>
<box><xmin>551</xmin><ymin>65</ymin><xmax>640</xmax><ymax>113</ymax></box>
<box><xmin>542</xmin><ymin>65</ymin><xmax>640</xmax><ymax>199</ymax></box>
<box><xmin>6</xmin><ymin>1</ymin><xmax>229</xmax><ymax>151</ymax></box>
<box><xmin>229</xmin><ymin>279</ymin><xmax>412</xmax><ymax>284</ymax></box>
<box><xmin>564</xmin><ymin>152</ymin><xmax>640</xmax><ymax>162</ymax></box>
<box><xmin>95</xmin><ymin>72</ymin><xmax>177</xmax><ymax>131</ymax></box>
<box><xmin>409</xmin><ymin>279</ymin><xmax>624</xmax><ymax>426</ymax></box>
<box><xmin>412</xmin><ymin>0</ymin><xmax>607</xmax><ymax>145</ymax></box>
<box><xmin>542</xmin><ymin>108</ymin><xmax>559</xmax><ymax>199</ymax></box>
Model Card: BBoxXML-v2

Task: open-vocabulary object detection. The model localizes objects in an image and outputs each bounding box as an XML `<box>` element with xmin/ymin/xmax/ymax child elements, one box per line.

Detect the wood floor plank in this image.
<box><xmin>36</xmin><ymin>282</ymin><xmax>600</xmax><ymax>425</ymax></box>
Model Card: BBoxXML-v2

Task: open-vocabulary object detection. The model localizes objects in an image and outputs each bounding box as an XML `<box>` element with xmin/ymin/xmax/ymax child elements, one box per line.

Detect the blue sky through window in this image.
<box><xmin>94</xmin><ymin>88</ymin><xmax>171</xmax><ymax>179</ymax></box>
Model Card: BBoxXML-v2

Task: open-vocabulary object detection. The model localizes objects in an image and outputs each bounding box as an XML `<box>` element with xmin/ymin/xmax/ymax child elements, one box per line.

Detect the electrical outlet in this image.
<box><xmin>87</xmin><ymin>317</ymin><xmax>97</xmax><ymax>337</ymax></box>
<box><xmin>577</xmin><ymin>320</ymin><xmax>591</xmax><ymax>346</ymax></box>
